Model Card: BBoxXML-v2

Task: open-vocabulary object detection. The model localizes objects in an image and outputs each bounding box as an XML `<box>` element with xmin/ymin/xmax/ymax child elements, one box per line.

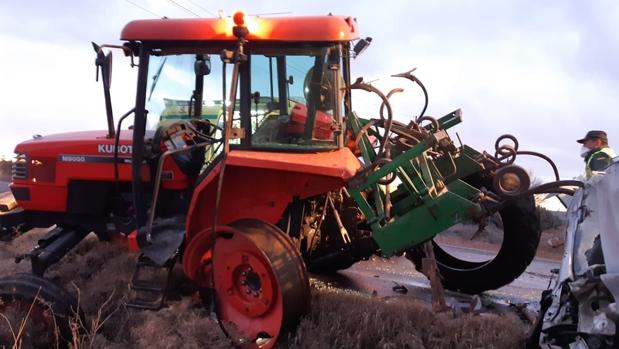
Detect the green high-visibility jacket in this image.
<box><xmin>585</xmin><ymin>147</ymin><xmax>616</xmax><ymax>178</ymax></box>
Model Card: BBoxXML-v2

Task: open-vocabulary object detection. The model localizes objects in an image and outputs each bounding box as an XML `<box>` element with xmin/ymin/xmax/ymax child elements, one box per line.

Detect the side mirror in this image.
<box><xmin>288</xmin><ymin>75</ymin><xmax>294</xmax><ymax>85</ymax></box>
<box><xmin>353</xmin><ymin>37</ymin><xmax>373</xmax><ymax>58</ymax></box>
<box><xmin>252</xmin><ymin>91</ymin><xmax>261</xmax><ymax>105</ymax></box>
<box><xmin>195</xmin><ymin>55</ymin><xmax>211</xmax><ymax>76</ymax></box>
<box><xmin>92</xmin><ymin>42</ymin><xmax>115</xmax><ymax>138</ymax></box>
<box><xmin>92</xmin><ymin>42</ymin><xmax>113</xmax><ymax>88</ymax></box>
<box><xmin>104</xmin><ymin>52</ymin><xmax>113</xmax><ymax>88</ymax></box>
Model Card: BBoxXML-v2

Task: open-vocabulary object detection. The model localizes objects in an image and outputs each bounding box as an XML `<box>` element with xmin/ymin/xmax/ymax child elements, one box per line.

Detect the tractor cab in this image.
<box><xmin>117</xmin><ymin>13</ymin><xmax>363</xmax><ymax>260</ymax></box>
<box><xmin>130</xmin><ymin>14</ymin><xmax>355</xmax><ymax>155</ymax></box>
<box><xmin>139</xmin><ymin>32</ymin><xmax>347</xmax><ymax>177</ymax></box>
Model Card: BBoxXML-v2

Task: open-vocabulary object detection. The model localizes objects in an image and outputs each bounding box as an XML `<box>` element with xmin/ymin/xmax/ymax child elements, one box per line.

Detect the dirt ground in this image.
<box><xmin>0</xmin><ymin>229</ymin><xmax>530</xmax><ymax>349</ymax></box>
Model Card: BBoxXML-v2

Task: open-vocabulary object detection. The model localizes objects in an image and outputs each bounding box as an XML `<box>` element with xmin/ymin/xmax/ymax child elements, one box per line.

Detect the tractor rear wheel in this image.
<box><xmin>406</xmin><ymin>177</ymin><xmax>541</xmax><ymax>294</ymax></box>
<box><xmin>0</xmin><ymin>273</ymin><xmax>82</xmax><ymax>348</ymax></box>
<box><xmin>207</xmin><ymin>219</ymin><xmax>310</xmax><ymax>349</ymax></box>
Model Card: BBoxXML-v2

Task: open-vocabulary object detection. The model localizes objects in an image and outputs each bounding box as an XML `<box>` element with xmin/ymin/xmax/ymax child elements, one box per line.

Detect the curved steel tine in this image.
<box><xmin>379</xmin><ymin>88</ymin><xmax>405</xmax><ymax>121</ymax></box>
<box><xmin>391</xmin><ymin>67</ymin><xmax>428</xmax><ymax>120</ymax></box>
<box><xmin>344</xmin><ymin>80</ymin><xmax>394</xmax><ymax>157</ymax></box>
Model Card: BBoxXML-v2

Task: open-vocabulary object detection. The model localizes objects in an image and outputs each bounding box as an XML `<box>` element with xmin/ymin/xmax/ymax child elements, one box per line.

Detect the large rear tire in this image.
<box><xmin>407</xmin><ymin>177</ymin><xmax>541</xmax><ymax>294</ymax></box>
<box><xmin>209</xmin><ymin>219</ymin><xmax>310</xmax><ymax>349</ymax></box>
<box><xmin>0</xmin><ymin>273</ymin><xmax>82</xmax><ymax>348</ymax></box>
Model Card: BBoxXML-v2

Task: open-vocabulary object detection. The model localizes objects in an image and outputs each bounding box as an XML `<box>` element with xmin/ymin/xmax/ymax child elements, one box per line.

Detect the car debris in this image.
<box><xmin>529</xmin><ymin>160</ymin><xmax>619</xmax><ymax>349</ymax></box>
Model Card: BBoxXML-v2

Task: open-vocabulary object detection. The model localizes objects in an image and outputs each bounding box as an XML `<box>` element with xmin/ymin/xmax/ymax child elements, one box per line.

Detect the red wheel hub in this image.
<box><xmin>218</xmin><ymin>250</ymin><xmax>277</xmax><ymax>317</ymax></box>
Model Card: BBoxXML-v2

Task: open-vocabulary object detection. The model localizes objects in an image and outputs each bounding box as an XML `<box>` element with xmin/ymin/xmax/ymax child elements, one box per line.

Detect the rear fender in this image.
<box><xmin>185</xmin><ymin>148</ymin><xmax>360</xmax><ymax>243</ymax></box>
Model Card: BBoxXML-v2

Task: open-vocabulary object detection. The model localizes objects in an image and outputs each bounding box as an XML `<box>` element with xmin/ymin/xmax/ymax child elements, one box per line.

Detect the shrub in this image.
<box><xmin>0</xmin><ymin>160</ymin><xmax>11</xmax><ymax>182</ymax></box>
<box><xmin>536</xmin><ymin>206</ymin><xmax>564</xmax><ymax>230</ymax></box>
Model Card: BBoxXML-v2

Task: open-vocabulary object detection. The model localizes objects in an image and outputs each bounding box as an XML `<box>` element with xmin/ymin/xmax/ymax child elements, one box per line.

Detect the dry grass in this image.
<box><xmin>0</xmin><ymin>229</ymin><xmax>527</xmax><ymax>348</ymax></box>
<box><xmin>285</xmin><ymin>281</ymin><xmax>526</xmax><ymax>349</ymax></box>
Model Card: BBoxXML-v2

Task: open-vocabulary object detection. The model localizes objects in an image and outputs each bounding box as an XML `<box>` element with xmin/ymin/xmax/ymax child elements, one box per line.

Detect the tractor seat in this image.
<box><xmin>286</xmin><ymin>103</ymin><xmax>334</xmax><ymax>140</ymax></box>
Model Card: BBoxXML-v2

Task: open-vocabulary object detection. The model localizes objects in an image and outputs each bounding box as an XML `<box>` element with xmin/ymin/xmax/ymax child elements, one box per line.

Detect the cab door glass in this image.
<box><xmin>250</xmin><ymin>52</ymin><xmax>339</xmax><ymax>147</ymax></box>
<box><xmin>287</xmin><ymin>55</ymin><xmax>314</xmax><ymax>105</ymax></box>
<box><xmin>249</xmin><ymin>55</ymin><xmax>280</xmax><ymax>137</ymax></box>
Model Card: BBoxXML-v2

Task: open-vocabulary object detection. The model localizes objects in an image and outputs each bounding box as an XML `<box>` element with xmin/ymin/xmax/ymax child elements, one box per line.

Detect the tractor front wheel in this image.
<box><xmin>0</xmin><ymin>273</ymin><xmax>82</xmax><ymax>348</ymax></box>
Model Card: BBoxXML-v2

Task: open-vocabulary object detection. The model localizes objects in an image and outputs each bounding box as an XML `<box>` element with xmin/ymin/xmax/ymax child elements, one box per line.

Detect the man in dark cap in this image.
<box><xmin>577</xmin><ymin>130</ymin><xmax>616</xmax><ymax>178</ymax></box>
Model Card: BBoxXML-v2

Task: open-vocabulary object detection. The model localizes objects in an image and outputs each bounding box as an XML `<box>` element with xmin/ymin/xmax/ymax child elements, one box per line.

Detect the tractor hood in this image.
<box><xmin>9</xmin><ymin>129</ymin><xmax>155</xmax><ymax>213</ymax></box>
<box><xmin>14</xmin><ymin>130</ymin><xmax>153</xmax><ymax>158</ymax></box>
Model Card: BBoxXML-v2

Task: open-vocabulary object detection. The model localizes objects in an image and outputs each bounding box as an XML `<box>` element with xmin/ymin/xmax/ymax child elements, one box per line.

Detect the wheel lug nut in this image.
<box><xmin>241</xmin><ymin>271</ymin><xmax>247</xmax><ymax>276</ymax></box>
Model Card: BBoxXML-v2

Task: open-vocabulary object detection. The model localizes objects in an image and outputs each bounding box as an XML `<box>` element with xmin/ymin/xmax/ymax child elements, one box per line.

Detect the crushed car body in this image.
<box><xmin>531</xmin><ymin>160</ymin><xmax>619</xmax><ymax>348</ymax></box>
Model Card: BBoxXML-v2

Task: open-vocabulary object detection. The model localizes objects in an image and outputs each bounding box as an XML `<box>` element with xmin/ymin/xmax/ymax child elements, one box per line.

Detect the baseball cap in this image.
<box><xmin>577</xmin><ymin>130</ymin><xmax>608</xmax><ymax>144</ymax></box>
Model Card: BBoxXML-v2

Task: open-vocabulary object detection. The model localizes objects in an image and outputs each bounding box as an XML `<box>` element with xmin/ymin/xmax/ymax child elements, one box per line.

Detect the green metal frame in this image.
<box><xmin>347</xmin><ymin>112</ymin><xmax>487</xmax><ymax>256</ymax></box>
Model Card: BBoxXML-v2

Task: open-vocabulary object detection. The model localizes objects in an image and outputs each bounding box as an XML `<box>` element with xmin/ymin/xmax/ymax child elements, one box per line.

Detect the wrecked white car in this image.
<box><xmin>529</xmin><ymin>162</ymin><xmax>619</xmax><ymax>348</ymax></box>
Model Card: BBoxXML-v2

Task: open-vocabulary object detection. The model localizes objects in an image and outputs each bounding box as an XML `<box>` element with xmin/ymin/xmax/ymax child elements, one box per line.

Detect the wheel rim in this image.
<box><xmin>212</xmin><ymin>219</ymin><xmax>310</xmax><ymax>349</ymax></box>
<box><xmin>182</xmin><ymin>227</ymin><xmax>217</xmax><ymax>288</ymax></box>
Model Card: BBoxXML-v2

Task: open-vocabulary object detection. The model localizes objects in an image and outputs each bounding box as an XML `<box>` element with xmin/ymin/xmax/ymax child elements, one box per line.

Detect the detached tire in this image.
<box><xmin>407</xmin><ymin>176</ymin><xmax>541</xmax><ymax>294</ymax></box>
<box><xmin>0</xmin><ymin>273</ymin><xmax>82</xmax><ymax>348</ymax></box>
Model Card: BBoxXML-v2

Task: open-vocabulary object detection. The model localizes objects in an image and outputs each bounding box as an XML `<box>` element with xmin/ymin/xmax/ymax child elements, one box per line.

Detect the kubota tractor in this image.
<box><xmin>0</xmin><ymin>12</ymin><xmax>580</xmax><ymax>348</ymax></box>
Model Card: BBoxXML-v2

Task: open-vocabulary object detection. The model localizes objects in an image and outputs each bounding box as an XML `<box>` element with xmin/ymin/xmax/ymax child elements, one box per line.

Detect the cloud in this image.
<box><xmin>0</xmin><ymin>32</ymin><xmax>138</xmax><ymax>156</ymax></box>
<box><xmin>0</xmin><ymin>0</ymin><xmax>617</xmax><ymax>181</ymax></box>
<box><xmin>346</xmin><ymin>0</ymin><xmax>619</xmax><ymax>179</ymax></box>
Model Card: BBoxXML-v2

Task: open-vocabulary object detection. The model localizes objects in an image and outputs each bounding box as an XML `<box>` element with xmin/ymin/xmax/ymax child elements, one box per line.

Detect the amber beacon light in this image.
<box><xmin>233</xmin><ymin>10</ymin><xmax>246</xmax><ymax>26</ymax></box>
<box><xmin>232</xmin><ymin>10</ymin><xmax>249</xmax><ymax>38</ymax></box>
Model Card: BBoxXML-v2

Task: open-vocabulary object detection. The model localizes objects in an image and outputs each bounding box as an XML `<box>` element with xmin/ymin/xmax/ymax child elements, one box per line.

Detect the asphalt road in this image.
<box><xmin>0</xmin><ymin>181</ymin><xmax>8</xmax><ymax>192</ymax></box>
<box><xmin>315</xmin><ymin>245</ymin><xmax>560</xmax><ymax>314</ymax></box>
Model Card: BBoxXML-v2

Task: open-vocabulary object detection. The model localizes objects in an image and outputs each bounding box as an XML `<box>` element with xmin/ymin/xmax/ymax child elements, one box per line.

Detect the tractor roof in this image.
<box><xmin>121</xmin><ymin>15</ymin><xmax>359</xmax><ymax>43</ymax></box>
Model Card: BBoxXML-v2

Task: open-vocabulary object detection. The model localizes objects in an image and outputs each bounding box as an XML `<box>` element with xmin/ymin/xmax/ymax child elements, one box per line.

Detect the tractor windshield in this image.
<box><xmin>145</xmin><ymin>54</ymin><xmax>225</xmax><ymax>130</ymax></box>
<box><xmin>141</xmin><ymin>43</ymin><xmax>346</xmax><ymax>153</ymax></box>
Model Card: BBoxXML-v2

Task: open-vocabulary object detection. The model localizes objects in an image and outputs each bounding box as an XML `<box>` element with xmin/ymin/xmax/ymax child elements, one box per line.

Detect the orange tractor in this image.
<box><xmin>0</xmin><ymin>12</ymin><xmax>578</xmax><ymax>348</ymax></box>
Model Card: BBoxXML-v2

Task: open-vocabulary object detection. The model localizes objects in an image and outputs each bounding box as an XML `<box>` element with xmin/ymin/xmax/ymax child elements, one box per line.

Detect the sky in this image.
<box><xmin>0</xmin><ymin>0</ymin><xmax>618</xmax><ymax>186</ymax></box>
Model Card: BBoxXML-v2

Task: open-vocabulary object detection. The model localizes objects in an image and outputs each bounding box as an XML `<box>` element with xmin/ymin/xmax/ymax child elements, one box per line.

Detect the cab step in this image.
<box><xmin>127</xmin><ymin>255</ymin><xmax>175</xmax><ymax>310</ymax></box>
